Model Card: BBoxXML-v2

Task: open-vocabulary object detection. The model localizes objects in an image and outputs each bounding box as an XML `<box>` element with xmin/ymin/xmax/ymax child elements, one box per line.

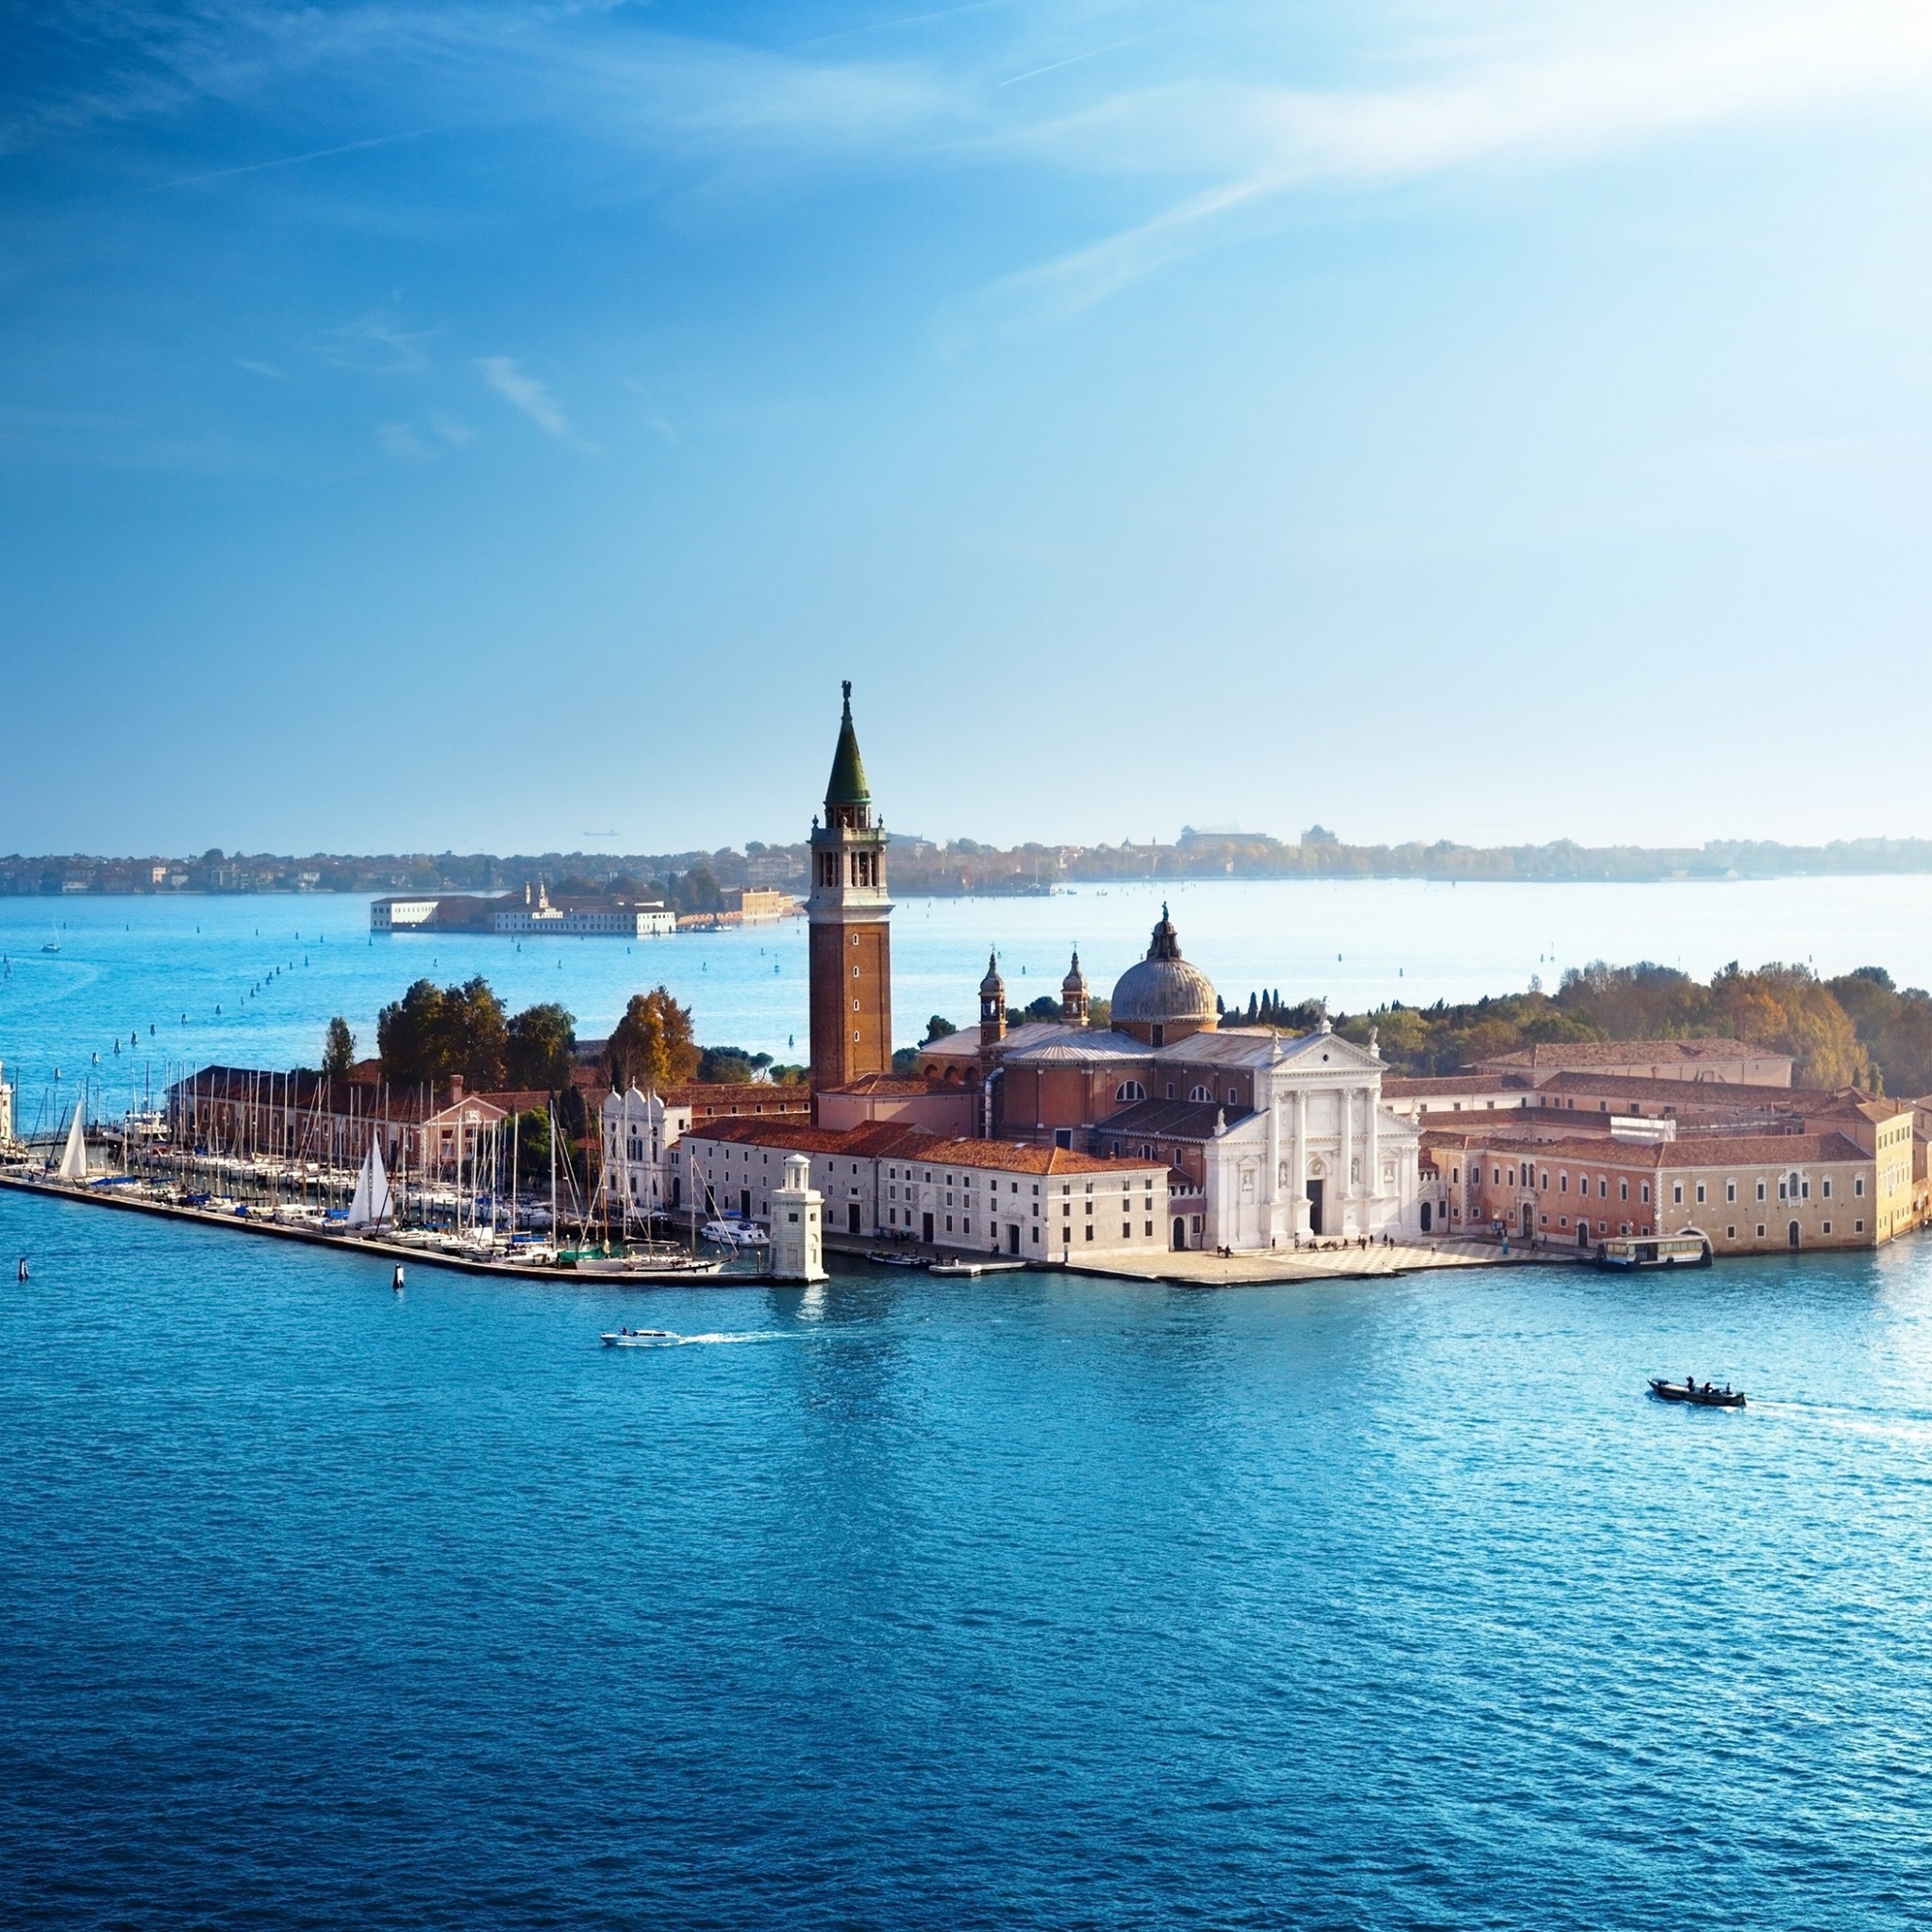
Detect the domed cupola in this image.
<box><xmin>979</xmin><ymin>950</ymin><xmax>1007</xmax><ymax>1048</ymax></box>
<box><xmin>1109</xmin><ymin>905</ymin><xmax>1218</xmax><ymax>1047</ymax></box>
<box><xmin>1060</xmin><ymin>948</ymin><xmax>1090</xmax><ymax>1026</ymax></box>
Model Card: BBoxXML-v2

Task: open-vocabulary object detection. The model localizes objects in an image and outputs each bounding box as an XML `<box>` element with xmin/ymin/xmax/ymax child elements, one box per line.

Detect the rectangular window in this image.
<box><xmin>1695</xmin><ymin>1184</ymin><xmax>1706</xmax><ymax>1205</ymax></box>
<box><xmin>1620</xmin><ymin>1179</ymin><xmax>1628</xmax><ymax>1201</ymax></box>
<box><xmin>1673</xmin><ymin>1183</ymin><xmax>1684</xmax><ymax>1206</ymax></box>
<box><xmin>1757</xmin><ymin>1224</ymin><xmax>1766</xmax><ymax>1237</ymax></box>
<box><xmin>1823</xmin><ymin>1178</ymin><xmax>1831</xmax><ymax>1199</ymax></box>
<box><xmin>1725</xmin><ymin>1181</ymin><xmax>1736</xmax><ymax>1203</ymax></box>
<box><xmin>1823</xmin><ymin>1222</ymin><xmax>1832</xmax><ymax>1235</ymax></box>
<box><xmin>1856</xmin><ymin>1175</ymin><xmax>1865</xmax><ymax>1196</ymax></box>
<box><xmin>1085</xmin><ymin>1224</ymin><xmax>1093</xmax><ymax>1241</ymax></box>
<box><xmin>1757</xmin><ymin>1179</ymin><xmax>1766</xmax><ymax>1201</ymax></box>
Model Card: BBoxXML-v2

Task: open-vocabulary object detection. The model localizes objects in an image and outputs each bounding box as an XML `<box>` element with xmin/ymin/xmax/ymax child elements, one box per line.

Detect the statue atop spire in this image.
<box><xmin>825</xmin><ymin>680</ymin><xmax>870</xmax><ymax>811</ymax></box>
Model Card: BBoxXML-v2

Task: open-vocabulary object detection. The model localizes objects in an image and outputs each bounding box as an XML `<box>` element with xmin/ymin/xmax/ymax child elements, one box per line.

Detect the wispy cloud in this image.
<box><xmin>145</xmin><ymin>127</ymin><xmax>433</xmax><ymax>191</ymax></box>
<box><xmin>377</xmin><ymin>422</ymin><xmax>432</xmax><ymax>462</ymax></box>
<box><xmin>321</xmin><ymin>309</ymin><xmax>434</xmax><ymax>376</ymax></box>
<box><xmin>993</xmin><ymin>0</ymin><xmax>1932</xmax><ymax>315</ymax></box>
<box><xmin>474</xmin><ymin>357</ymin><xmax>571</xmax><ymax>439</ymax></box>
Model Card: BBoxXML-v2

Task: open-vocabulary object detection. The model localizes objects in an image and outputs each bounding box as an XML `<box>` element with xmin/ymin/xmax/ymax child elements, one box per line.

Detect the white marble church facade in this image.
<box><xmin>1195</xmin><ymin>1024</ymin><xmax>1423</xmax><ymax>1247</ymax></box>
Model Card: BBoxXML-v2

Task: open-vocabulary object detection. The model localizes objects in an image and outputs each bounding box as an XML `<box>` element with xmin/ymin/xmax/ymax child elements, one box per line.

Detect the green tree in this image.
<box><xmin>376</xmin><ymin>975</ymin><xmax>508</xmax><ymax>1088</ymax></box>
<box><xmin>377</xmin><ymin>979</ymin><xmax>446</xmax><ymax>1086</ymax></box>
<box><xmin>696</xmin><ymin>1046</ymin><xmax>775</xmax><ymax>1084</ymax></box>
<box><xmin>924</xmin><ymin>1015</ymin><xmax>958</xmax><ymax>1042</ymax></box>
<box><xmin>322</xmin><ymin>1016</ymin><xmax>356</xmax><ymax>1078</ymax></box>
<box><xmin>507</xmin><ymin>1002</ymin><xmax>576</xmax><ymax>1089</ymax></box>
<box><xmin>608</xmin><ymin>986</ymin><xmax>700</xmax><ymax>1091</ymax></box>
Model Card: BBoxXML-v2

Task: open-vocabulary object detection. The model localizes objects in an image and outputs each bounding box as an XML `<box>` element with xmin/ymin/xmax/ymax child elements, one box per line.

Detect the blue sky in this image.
<box><xmin>4</xmin><ymin>1</ymin><xmax>1929</xmax><ymax>857</ymax></box>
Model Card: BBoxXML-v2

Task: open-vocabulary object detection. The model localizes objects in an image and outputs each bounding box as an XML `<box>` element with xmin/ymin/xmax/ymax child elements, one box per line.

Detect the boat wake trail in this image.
<box><xmin>675</xmin><ymin>1329</ymin><xmax>793</xmax><ymax>1347</ymax></box>
<box><xmin>1749</xmin><ymin>1397</ymin><xmax>1932</xmax><ymax>1448</ymax></box>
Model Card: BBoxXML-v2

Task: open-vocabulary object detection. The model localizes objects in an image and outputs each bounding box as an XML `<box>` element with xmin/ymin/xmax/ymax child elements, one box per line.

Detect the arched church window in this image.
<box><xmin>1115</xmin><ymin>1081</ymin><xmax>1146</xmax><ymax>1103</ymax></box>
<box><xmin>1189</xmin><ymin>1085</ymin><xmax>1210</xmax><ymax>1103</ymax></box>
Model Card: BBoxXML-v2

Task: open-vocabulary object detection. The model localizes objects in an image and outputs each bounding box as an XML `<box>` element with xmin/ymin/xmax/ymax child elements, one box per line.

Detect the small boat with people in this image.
<box><xmin>1648</xmin><ymin>1376</ymin><xmax>1746</xmax><ymax>1408</ymax></box>
<box><xmin>601</xmin><ymin>1327</ymin><xmax>679</xmax><ymax>1347</ymax></box>
<box><xmin>865</xmin><ymin>1249</ymin><xmax>929</xmax><ymax>1269</ymax></box>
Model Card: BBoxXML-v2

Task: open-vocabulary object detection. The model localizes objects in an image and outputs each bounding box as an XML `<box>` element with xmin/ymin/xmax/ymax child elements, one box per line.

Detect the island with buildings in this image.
<box><xmin>4</xmin><ymin>682</ymin><xmax>1931</xmax><ymax>1280</ymax></box>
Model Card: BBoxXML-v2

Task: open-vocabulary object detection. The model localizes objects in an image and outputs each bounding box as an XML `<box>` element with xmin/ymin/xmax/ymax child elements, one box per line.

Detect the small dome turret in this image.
<box><xmin>1060</xmin><ymin>947</ymin><xmax>1090</xmax><ymax>1025</ymax></box>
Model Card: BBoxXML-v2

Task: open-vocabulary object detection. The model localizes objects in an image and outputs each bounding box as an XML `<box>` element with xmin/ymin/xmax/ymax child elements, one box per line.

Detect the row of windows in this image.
<box><xmin>1456</xmin><ymin>1162</ymin><xmax>1865</xmax><ymax>1205</ymax></box>
<box><xmin>1114</xmin><ymin>1080</ymin><xmax>1239</xmax><ymax>1106</ymax></box>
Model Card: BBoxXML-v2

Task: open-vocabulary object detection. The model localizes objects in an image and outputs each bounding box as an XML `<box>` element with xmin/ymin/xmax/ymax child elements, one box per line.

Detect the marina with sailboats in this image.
<box><xmin>1</xmin><ymin>1064</ymin><xmax>740</xmax><ymax>1283</ymax></box>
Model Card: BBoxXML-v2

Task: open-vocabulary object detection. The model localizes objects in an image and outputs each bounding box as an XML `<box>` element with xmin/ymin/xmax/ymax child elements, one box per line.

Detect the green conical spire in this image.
<box><xmin>825</xmin><ymin>679</ymin><xmax>870</xmax><ymax>807</ymax></box>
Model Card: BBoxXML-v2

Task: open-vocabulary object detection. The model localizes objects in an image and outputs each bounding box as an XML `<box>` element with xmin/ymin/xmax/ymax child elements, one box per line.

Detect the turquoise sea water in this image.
<box><xmin>6</xmin><ymin>875</ymin><xmax>1932</xmax><ymax>1123</ymax></box>
<box><xmin>3</xmin><ymin>1186</ymin><xmax>1930</xmax><ymax>1927</ymax></box>
<box><xmin>5</xmin><ymin>879</ymin><xmax>1932</xmax><ymax>1925</ymax></box>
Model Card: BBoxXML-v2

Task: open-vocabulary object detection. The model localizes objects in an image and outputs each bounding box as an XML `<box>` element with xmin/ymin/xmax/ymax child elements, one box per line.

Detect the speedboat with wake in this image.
<box><xmin>602</xmin><ymin>1327</ymin><xmax>679</xmax><ymax>1347</ymax></box>
<box><xmin>1648</xmin><ymin>1377</ymin><xmax>1745</xmax><ymax>1408</ymax></box>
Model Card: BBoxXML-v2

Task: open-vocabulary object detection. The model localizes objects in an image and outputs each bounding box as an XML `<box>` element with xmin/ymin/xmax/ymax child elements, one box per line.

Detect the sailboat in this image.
<box><xmin>56</xmin><ymin>1098</ymin><xmax>88</xmax><ymax>1182</ymax></box>
<box><xmin>42</xmin><ymin>924</ymin><xmax>59</xmax><ymax>955</ymax></box>
<box><xmin>345</xmin><ymin>1138</ymin><xmax>394</xmax><ymax>1230</ymax></box>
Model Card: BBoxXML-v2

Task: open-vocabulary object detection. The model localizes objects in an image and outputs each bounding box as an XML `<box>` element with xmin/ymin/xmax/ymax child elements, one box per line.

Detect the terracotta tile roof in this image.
<box><xmin>825</xmin><ymin>1074</ymin><xmax>958</xmax><ymax>1096</ymax></box>
<box><xmin>685</xmin><ymin>1118</ymin><xmax>936</xmax><ymax>1158</ymax></box>
<box><xmin>664</xmin><ymin>1081</ymin><xmax>812</xmax><ymax>1114</ymax></box>
<box><xmin>1091</xmin><ymin>1097</ymin><xmax>1240</xmax><ymax>1140</ymax></box>
<box><xmin>1657</xmin><ymin>1131</ymin><xmax>1870</xmax><ymax>1168</ymax></box>
<box><xmin>1426</xmin><ymin>1126</ymin><xmax>1874</xmax><ymax>1169</ymax></box>
<box><xmin>1476</xmin><ymin>1040</ymin><xmax>1791</xmax><ymax>1073</ymax></box>
<box><xmin>913</xmin><ymin>1137</ymin><xmax>1165</xmax><ymax>1176</ymax></box>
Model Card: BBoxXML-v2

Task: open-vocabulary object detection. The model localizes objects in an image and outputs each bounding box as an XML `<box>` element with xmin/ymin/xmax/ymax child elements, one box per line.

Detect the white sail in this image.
<box><xmin>346</xmin><ymin>1139</ymin><xmax>393</xmax><ymax>1228</ymax></box>
<box><xmin>56</xmin><ymin>1098</ymin><xmax>88</xmax><ymax>1181</ymax></box>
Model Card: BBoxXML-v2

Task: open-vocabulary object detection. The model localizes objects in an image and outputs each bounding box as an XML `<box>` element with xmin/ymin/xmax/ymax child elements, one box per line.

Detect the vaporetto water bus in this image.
<box><xmin>1597</xmin><ymin>1232</ymin><xmax>1713</xmax><ymax>1269</ymax></box>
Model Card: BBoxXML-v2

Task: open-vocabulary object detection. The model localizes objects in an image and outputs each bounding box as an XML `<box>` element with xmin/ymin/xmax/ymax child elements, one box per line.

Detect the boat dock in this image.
<box><xmin>0</xmin><ymin>1168</ymin><xmax>746</xmax><ymax>1286</ymax></box>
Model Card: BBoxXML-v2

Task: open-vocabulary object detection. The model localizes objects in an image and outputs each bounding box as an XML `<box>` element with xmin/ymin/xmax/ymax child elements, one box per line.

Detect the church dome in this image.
<box><xmin>1110</xmin><ymin>906</ymin><xmax>1217</xmax><ymax>1029</ymax></box>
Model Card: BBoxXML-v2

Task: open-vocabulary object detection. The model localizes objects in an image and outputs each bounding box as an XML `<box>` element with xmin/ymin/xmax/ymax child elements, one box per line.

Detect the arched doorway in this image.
<box><xmin>1172</xmin><ymin>1217</ymin><xmax>1187</xmax><ymax>1251</ymax></box>
<box><xmin>1576</xmin><ymin>1222</ymin><xmax>1591</xmax><ymax>1248</ymax></box>
<box><xmin>1420</xmin><ymin>1201</ymin><xmax>1432</xmax><ymax>1234</ymax></box>
<box><xmin>1788</xmin><ymin>1221</ymin><xmax>1801</xmax><ymax>1249</ymax></box>
<box><xmin>1521</xmin><ymin>1203</ymin><xmax>1533</xmax><ymax>1239</ymax></box>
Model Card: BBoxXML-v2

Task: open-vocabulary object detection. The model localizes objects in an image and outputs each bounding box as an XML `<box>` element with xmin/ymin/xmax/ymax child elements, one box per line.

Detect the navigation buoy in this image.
<box><xmin>392</xmin><ymin>1264</ymin><xmax>406</xmax><ymax>1292</ymax></box>
<box><xmin>16</xmin><ymin>1257</ymin><xmax>27</xmax><ymax>1283</ymax></box>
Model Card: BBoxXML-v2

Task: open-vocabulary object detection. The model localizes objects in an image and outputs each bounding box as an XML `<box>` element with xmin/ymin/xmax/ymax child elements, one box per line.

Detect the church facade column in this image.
<box><xmin>1293</xmin><ymin>1086</ymin><xmax>1308</xmax><ymax>1236</ymax></box>
<box><xmin>1365</xmin><ymin>1088</ymin><xmax>1380</xmax><ymax>1224</ymax></box>
<box><xmin>1265</xmin><ymin>1077</ymin><xmax>1280</xmax><ymax>1243</ymax></box>
<box><xmin>1341</xmin><ymin>1086</ymin><xmax>1355</xmax><ymax>1234</ymax></box>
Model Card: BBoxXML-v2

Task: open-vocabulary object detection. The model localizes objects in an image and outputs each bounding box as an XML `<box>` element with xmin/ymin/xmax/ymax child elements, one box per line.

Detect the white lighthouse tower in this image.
<box><xmin>770</xmin><ymin>1153</ymin><xmax>827</xmax><ymax>1284</ymax></box>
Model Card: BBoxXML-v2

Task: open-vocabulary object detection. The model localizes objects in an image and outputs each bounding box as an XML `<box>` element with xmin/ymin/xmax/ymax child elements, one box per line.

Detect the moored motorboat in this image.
<box><xmin>866</xmin><ymin>1249</ymin><xmax>929</xmax><ymax>1269</ymax></box>
<box><xmin>1648</xmin><ymin>1377</ymin><xmax>1745</xmax><ymax>1407</ymax></box>
<box><xmin>700</xmin><ymin>1217</ymin><xmax>768</xmax><ymax>1248</ymax></box>
<box><xmin>929</xmin><ymin>1258</ymin><xmax>1027</xmax><ymax>1277</ymax></box>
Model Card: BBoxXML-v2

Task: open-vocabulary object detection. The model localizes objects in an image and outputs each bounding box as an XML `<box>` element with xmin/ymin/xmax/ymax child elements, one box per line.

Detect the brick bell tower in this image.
<box><xmin>808</xmin><ymin>682</ymin><xmax>893</xmax><ymax>1107</ymax></box>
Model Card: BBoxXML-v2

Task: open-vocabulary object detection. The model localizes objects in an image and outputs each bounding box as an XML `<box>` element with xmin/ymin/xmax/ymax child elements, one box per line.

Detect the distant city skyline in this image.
<box><xmin>5</xmin><ymin>2</ymin><xmax>1930</xmax><ymax>855</ymax></box>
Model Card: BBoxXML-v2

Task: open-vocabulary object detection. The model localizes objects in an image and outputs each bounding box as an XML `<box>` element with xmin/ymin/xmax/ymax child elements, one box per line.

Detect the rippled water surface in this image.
<box><xmin>4</xmin><ymin>1186</ymin><xmax>1931</xmax><ymax>1928</ymax></box>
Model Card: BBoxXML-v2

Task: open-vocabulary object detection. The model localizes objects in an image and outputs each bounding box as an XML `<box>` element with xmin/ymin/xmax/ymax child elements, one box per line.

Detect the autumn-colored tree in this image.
<box><xmin>1710</xmin><ymin>962</ymin><xmax>1869</xmax><ymax>1090</ymax></box>
<box><xmin>608</xmin><ymin>986</ymin><xmax>699</xmax><ymax>1091</ymax></box>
